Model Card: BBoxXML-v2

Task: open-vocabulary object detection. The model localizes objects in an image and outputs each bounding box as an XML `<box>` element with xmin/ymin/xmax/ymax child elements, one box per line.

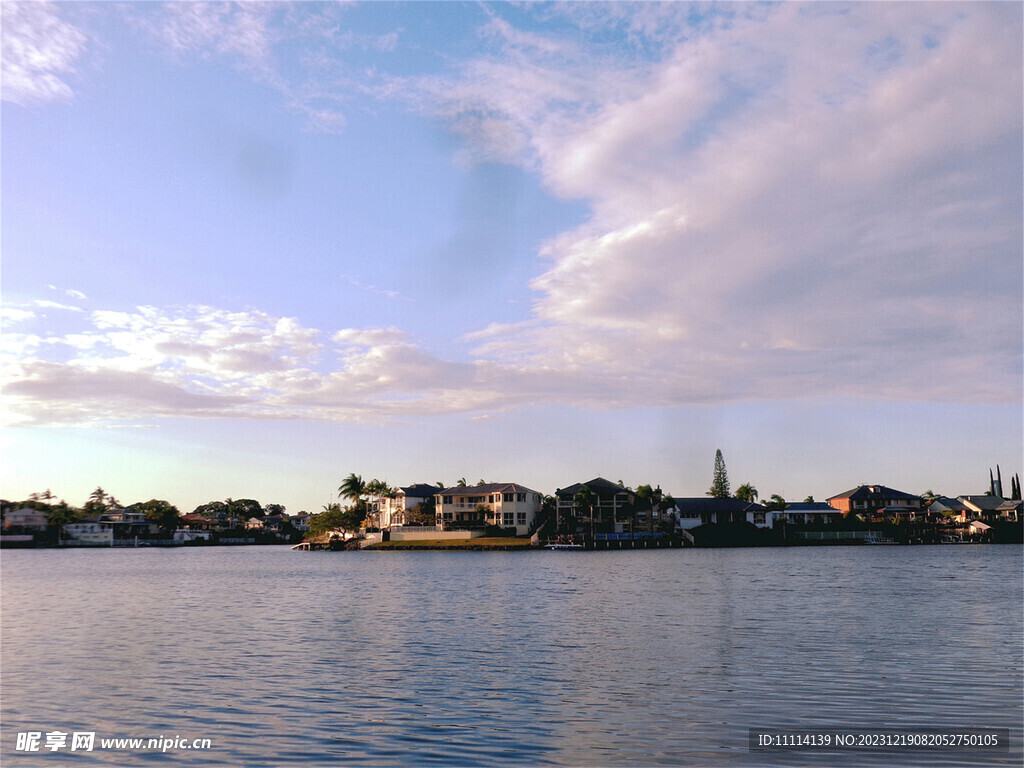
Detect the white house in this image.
<box><xmin>173</xmin><ymin>529</ymin><xmax>212</xmax><ymax>542</ymax></box>
<box><xmin>381</xmin><ymin>484</ymin><xmax>441</xmax><ymax>528</ymax></box>
<box><xmin>435</xmin><ymin>483</ymin><xmax>542</xmax><ymax>536</ymax></box>
<box><xmin>63</xmin><ymin>520</ymin><xmax>114</xmax><ymax>546</ymax></box>
<box><xmin>4</xmin><ymin>508</ymin><xmax>49</xmax><ymax>531</ymax></box>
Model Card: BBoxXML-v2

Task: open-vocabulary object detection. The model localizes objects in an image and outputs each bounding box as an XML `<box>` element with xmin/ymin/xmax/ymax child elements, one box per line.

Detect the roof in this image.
<box><xmin>438</xmin><ymin>483</ymin><xmax>541</xmax><ymax>496</ymax></box>
<box><xmin>926</xmin><ymin>497</ymin><xmax>970</xmax><ymax>513</ymax></box>
<box><xmin>400</xmin><ymin>483</ymin><xmax>443</xmax><ymax>499</ymax></box>
<box><xmin>826</xmin><ymin>485</ymin><xmax>919</xmax><ymax>502</ymax></box>
<box><xmin>785</xmin><ymin>502</ymin><xmax>840</xmax><ymax>512</ymax></box>
<box><xmin>555</xmin><ymin>477</ymin><xmax>634</xmax><ymax>498</ymax></box>
<box><xmin>996</xmin><ymin>499</ymin><xmax>1023</xmax><ymax>511</ymax></box>
<box><xmin>958</xmin><ymin>495</ymin><xmax>1006</xmax><ymax>511</ymax></box>
<box><xmin>672</xmin><ymin>497</ymin><xmax>765</xmax><ymax>513</ymax></box>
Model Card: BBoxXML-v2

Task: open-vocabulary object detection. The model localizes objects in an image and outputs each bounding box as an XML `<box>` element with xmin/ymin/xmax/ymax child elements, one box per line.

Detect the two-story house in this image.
<box><xmin>435</xmin><ymin>483</ymin><xmax>541</xmax><ymax>536</ymax></box>
<box><xmin>826</xmin><ymin>485</ymin><xmax>922</xmax><ymax>520</ymax></box>
<box><xmin>381</xmin><ymin>484</ymin><xmax>441</xmax><ymax>528</ymax></box>
<box><xmin>554</xmin><ymin>477</ymin><xmax>637</xmax><ymax>535</ymax></box>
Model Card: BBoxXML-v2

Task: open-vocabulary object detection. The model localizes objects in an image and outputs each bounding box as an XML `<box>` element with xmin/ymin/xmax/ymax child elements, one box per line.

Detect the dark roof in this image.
<box><xmin>827</xmin><ymin>485</ymin><xmax>919</xmax><ymax>502</ymax></box>
<box><xmin>926</xmin><ymin>497</ymin><xmax>970</xmax><ymax>513</ymax></box>
<box><xmin>400</xmin><ymin>484</ymin><xmax>442</xmax><ymax>499</ymax></box>
<box><xmin>996</xmin><ymin>499</ymin><xmax>1023</xmax><ymax>511</ymax></box>
<box><xmin>785</xmin><ymin>502</ymin><xmax>840</xmax><ymax>512</ymax></box>
<box><xmin>438</xmin><ymin>483</ymin><xmax>541</xmax><ymax>496</ymax></box>
<box><xmin>672</xmin><ymin>497</ymin><xmax>765</xmax><ymax>513</ymax></box>
<box><xmin>959</xmin><ymin>495</ymin><xmax>1007</xmax><ymax>511</ymax></box>
<box><xmin>555</xmin><ymin>477</ymin><xmax>634</xmax><ymax>498</ymax></box>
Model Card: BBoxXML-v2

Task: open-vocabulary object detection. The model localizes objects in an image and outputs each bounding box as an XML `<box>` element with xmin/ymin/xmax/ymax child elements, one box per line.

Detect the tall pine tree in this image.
<box><xmin>707</xmin><ymin>449</ymin><xmax>730</xmax><ymax>498</ymax></box>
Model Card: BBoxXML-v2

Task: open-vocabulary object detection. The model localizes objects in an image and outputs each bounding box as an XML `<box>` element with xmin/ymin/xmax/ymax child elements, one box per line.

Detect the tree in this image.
<box><xmin>46</xmin><ymin>502</ymin><xmax>80</xmax><ymax>528</ymax></box>
<box><xmin>764</xmin><ymin>494</ymin><xmax>787</xmax><ymax>511</ymax></box>
<box><xmin>407</xmin><ymin>499</ymin><xmax>436</xmax><ymax>526</ymax></box>
<box><xmin>735</xmin><ymin>483</ymin><xmax>759</xmax><ymax>503</ymax></box>
<box><xmin>265</xmin><ymin>503</ymin><xmax>286</xmax><ymax>517</ymax></box>
<box><xmin>339</xmin><ymin>473</ymin><xmax>367</xmax><ymax>512</ymax></box>
<box><xmin>803</xmin><ymin>495</ymin><xmax>815</xmax><ymax>503</ymax></box>
<box><xmin>84</xmin><ymin>487</ymin><xmax>117</xmax><ymax>516</ymax></box>
<box><xmin>310</xmin><ymin>503</ymin><xmax>363</xmax><ymax>538</ymax></box>
<box><xmin>129</xmin><ymin>499</ymin><xmax>181</xmax><ymax>533</ymax></box>
<box><xmin>707</xmin><ymin>450</ymin><xmax>730</xmax><ymax>498</ymax></box>
<box><xmin>456</xmin><ymin>477</ymin><xmax>468</xmax><ymax>487</ymax></box>
<box><xmin>226</xmin><ymin>498</ymin><xmax>264</xmax><ymax>520</ymax></box>
<box><xmin>574</xmin><ymin>485</ymin><xmax>595</xmax><ymax>538</ymax></box>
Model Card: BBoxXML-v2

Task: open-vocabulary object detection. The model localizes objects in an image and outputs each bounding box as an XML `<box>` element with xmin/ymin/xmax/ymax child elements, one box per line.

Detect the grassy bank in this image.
<box><xmin>365</xmin><ymin>537</ymin><xmax>535</xmax><ymax>551</ymax></box>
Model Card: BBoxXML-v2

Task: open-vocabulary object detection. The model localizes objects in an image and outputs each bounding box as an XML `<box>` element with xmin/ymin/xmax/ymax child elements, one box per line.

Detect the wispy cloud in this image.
<box><xmin>402</xmin><ymin>3</ymin><xmax>1022</xmax><ymax>405</ymax></box>
<box><xmin>1</xmin><ymin>1</ymin><xmax>88</xmax><ymax>104</ymax></box>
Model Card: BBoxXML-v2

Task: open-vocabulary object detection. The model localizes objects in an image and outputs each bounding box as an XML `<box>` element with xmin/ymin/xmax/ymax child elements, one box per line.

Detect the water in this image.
<box><xmin>2</xmin><ymin>545</ymin><xmax>1021</xmax><ymax>766</ymax></box>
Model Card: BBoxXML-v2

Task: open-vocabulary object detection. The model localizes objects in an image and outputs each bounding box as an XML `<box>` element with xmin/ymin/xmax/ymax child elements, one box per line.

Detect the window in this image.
<box><xmin>517</xmin><ymin>512</ymin><xmax>527</xmax><ymax>525</ymax></box>
<box><xmin>503</xmin><ymin>513</ymin><xmax>514</xmax><ymax>525</ymax></box>
<box><xmin>444</xmin><ymin>496</ymin><xmax>453</xmax><ymax>504</ymax></box>
<box><xmin>517</xmin><ymin>493</ymin><xmax>526</xmax><ymax>502</ymax></box>
<box><xmin>753</xmin><ymin>512</ymin><xmax>766</xmax><ymax>525</ymax></box>
<box><xmin>504</xmin><ymin>493</ymin><xmax>514</xmax><ymax>502</ymax></box>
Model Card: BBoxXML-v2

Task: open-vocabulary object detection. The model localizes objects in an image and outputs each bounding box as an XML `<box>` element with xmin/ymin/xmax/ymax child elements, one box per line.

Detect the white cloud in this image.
<box><xmin>33</xmin><ymin>300</ymin><xmax>84</xmax><ymax>313</ymax></box>
<box><xmin>1</xmin><ymin>2</ymin><xmax>88</xmax><ymax>104</ymax></box>
<box><xmin>404</xmin><ymin>3</ymin><xmax>1022</xmax><ymax>406</ymax></box>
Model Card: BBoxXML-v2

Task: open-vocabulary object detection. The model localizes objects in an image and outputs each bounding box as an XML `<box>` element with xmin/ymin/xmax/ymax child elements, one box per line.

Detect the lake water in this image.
<box><xmin>1</xmin><ymin>545</ymin><xmax>1021</xmax><ymax>766</ymax></box>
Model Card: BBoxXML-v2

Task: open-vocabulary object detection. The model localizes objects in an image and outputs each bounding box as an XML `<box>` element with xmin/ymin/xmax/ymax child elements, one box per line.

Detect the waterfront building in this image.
<box><xmin>958</xmin><ymin>495</ymin><xmax>1006</xmax><ymax>520</ymax></box>
<box><xmin>826</xmin><ymin>485</ymin><xmax>922</xmax><ymax>520</ymax></box>
<box><xmin>995</xmin><ymin>499</ymin><xmax>1022</xmax><ymax>522</ymax></box>
<box><xmin>435</xmin><ymin>483</ymin><xmax>541</xmax><ymax>536</ymax></box>
<box><xmin>781</xmin><ymin>501</ymin><xmax>842</xmax><ymax>526</ymax></box>
<box><xmin>63</xmin><ymin>519</ymin><xmax>114</xmax><ymax>546</ymax></box>
<box><xmin>672</xmin><ymin>498</ymin><xmax>775</xmax><ymax>529</ymax></box>
<box><xmin>926</xmin><ymin>496</ymin><xmax>972</xmax><ymax>522</ymax></box>
<box><xmin>554</xmin><ymin>477</ymin><xmax>637</xmax><ymax>535</ymax></box>
<box><xmin>3</xmin><ymin>508</ymin><xmax>49</xmax><ymax>531</ymax></box>
<box><xmin>381</xmin><ymin>484</ymin><xmax>441</xmax><ymax>528</ymax></box>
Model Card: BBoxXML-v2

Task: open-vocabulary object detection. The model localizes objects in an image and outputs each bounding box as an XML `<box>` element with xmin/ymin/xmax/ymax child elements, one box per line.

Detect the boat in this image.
<box><xmin>544</xmin><ymin>543</ymin><xmax>584</xmax><ymax>550</ymax></box>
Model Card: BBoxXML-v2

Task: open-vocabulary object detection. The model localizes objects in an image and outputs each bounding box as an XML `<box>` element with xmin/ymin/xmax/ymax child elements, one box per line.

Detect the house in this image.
<box><xmin>63</xmin><ymin>519</ymin><xmax>114</xmax><ymax>546</ymax></box>
<box><xmin>290</xmin><ymin>513</ymin><xmax>312</xmax><ymax>533</ymax></box>
<box><xmin>245</xmin><ymin>517</ymin><xmax>265</xmax><ymax>531</ymax></box>
<box><xmin>180</xmin><ymin>513</ymin><xmax>213</xmax><ymax>530</ymax></box>
<box><xmin>782</xmin><ymin>502</ymin><xmax>842</xmax><ymax>526</ymax></box>
<box><xmin>958</xmin><ymin>495</ymin><xmax>1005</xmax><ymax>520</ymax></box>
<box><xmin>926</xmin><ymin>497</ymin><xmax>972</xmax><ymax>522</ymax></box>
<box><xmin>672</xmin><ymin>498</ymin><xmax>775</xmax><ymax>529</ymax></box>
<box><xmin>435</xmin><ymin>483</ymin><xmax>542</xmax><ymax>536</ymax></box>
<box><xmin>381</xmin><ymin>484</ymin><xmax>441</xmax><ymax>528</ymax></box>
<box><xmin>3</xmin><ymin>508</ymin><xmax>49</xmax><ymax>531</ymax></box>
<box><xmin>968</xmin><ymin>520</ymin><xmax>993</xmax><ymax>539</ymax></box>
<box><xmin>554</xmin><ymin>477</ymin><xmax>637</xmax><ymax>534</ymax></box>
<box><xmin>173</xmin><ymin>528</ymin><xmax>212</xmax><ymax>543</ymax></box>
<box><xmin>826</xmin><ymin>485</ymin><xmax>922</xmax><ymax>520</ymax></box>
<box><xmin>97</xmin><ymin>510</ymin><xmax>156</xmax><ymax>536</ymax></box>
<box><xmin>994</xmin><ymin>499</ymin><xmax>1022</xmax><ymax>522</ymax></box>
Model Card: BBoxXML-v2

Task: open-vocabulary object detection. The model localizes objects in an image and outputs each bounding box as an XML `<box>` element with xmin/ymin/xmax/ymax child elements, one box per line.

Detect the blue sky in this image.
<box><xmin>2</xmin><ymin>2</ymin><xmax>1021</xmax><ymax>514</ymax></box>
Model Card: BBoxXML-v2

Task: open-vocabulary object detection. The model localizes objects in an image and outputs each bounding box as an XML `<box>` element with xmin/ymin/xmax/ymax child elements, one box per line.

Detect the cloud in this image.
<box><xmin>33</xmin><ymin>300</ymin><xmax>84</xmax><ymax>313</ymax></box>
<box><xmin>4</xmin><ymin>5</ymin><xmax>1020</xmax><ymax>427</ymax></box>
<box><xmin>403</xmin><ymin>3</ymin><xmax>1022</xmax><ymax>405</ymax></box>
<box><xmin>1</xmin><ymin>2</ymin><xmax>88</xmax><ymax>104</ymax></box>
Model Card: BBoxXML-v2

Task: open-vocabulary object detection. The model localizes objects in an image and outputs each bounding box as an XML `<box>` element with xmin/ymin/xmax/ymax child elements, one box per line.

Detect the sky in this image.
<box><xmin>2</xmin><ymin>1</ymin><xmax>1021</xmax><ymax>515</ymax></box>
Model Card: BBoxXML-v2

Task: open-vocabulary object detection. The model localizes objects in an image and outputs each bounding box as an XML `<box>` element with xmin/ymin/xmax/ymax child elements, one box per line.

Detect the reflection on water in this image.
<box><xmin>2</xmin><ymin>546</ymin><xmax>1021</xmax><ymax>766</ymax></box>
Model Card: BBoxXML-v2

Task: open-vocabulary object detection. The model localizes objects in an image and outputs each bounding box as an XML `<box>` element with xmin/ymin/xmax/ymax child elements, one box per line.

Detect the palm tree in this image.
<box><xmin>735</xmin><ymin>483</ymin><xmax>759</xmax><ymax>503</ymax></box>
<box><xmin>574</xmin><ymin>485</ymin><xmax>595</xmax><ymax>540</ymax></box>
<box><xmin>456</xmin><ymin>477</ymin><xmax>468</xmax><ymax>487</ymax></box>
<box><xmin>338</xmin><ymin>473</ymin><xmax>367</xmax><ymax>512</ymax></box>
